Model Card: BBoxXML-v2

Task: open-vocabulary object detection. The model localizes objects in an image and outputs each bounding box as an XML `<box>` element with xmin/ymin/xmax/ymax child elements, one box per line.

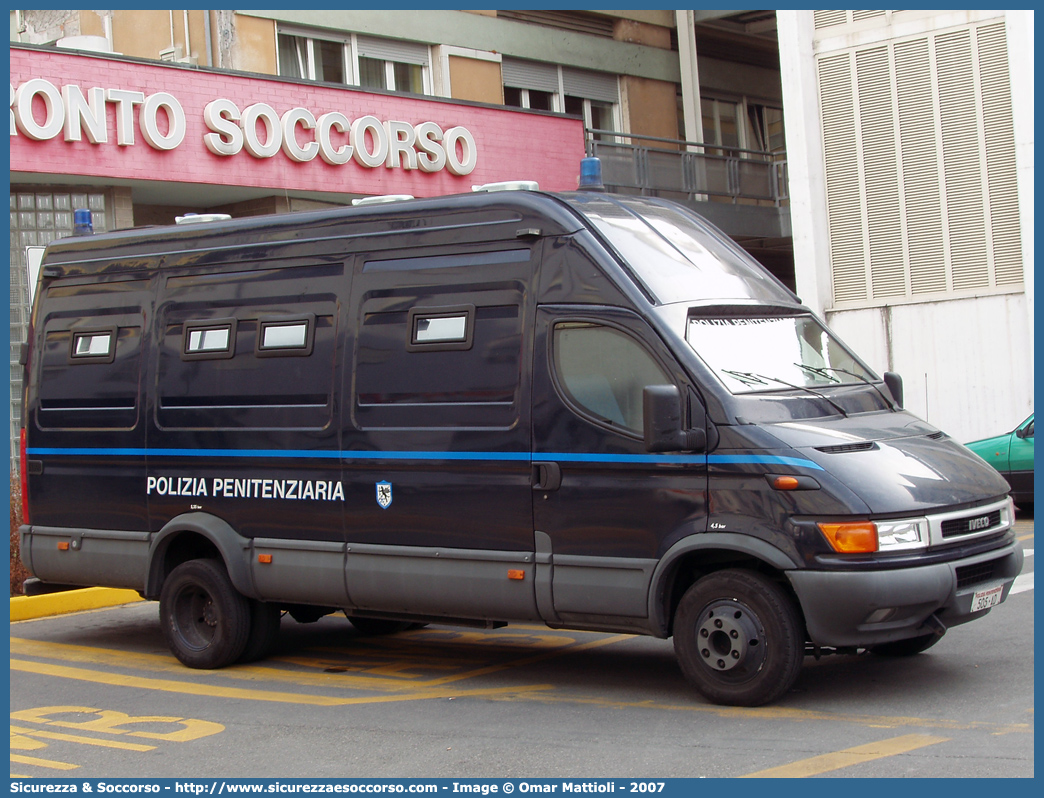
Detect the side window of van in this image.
<box><xmin>355</xmin><ymin>302</ymin><xmax>521</xmax><ymax>429</ymax></box>
<box><xmin>552</xmin><ymin>322</ymin><xmax>671</xmax><ymax>435</ymax></box>
<box><xmin>38</xmin><ymin>324</ymin><xmax>142</xmax><ymax>429</ymax></box>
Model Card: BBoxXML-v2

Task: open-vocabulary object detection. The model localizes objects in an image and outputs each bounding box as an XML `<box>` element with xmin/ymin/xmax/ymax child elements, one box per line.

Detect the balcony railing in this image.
<box><xmin>585</xmin><ymin>130</ymin><xmax>789</xmax><ymax>207</ymax></box>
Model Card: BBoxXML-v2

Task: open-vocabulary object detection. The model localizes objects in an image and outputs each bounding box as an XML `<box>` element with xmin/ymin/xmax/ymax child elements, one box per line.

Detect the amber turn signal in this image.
<box><xmin>57</xmin><ymin>541</ymin><xmax>70</xmax><ymax>551</ymax></box>
<box><xmin>258</xmin><ymin>553</ymin><xmax>273</xmax><ymax>564</ymax></box>
<box><xmin>507</xmin><ymin>569</ymin><xmax>525</xmax><ymax>580</ymax></box>
<box><xmin>773</xmin><ymin>476</ymin><xmax>800</xmax><ymax>490</ymax></box>
<box><xmin>818</xmin><ymin>521</ymin><xmax>878</xmax><ymax>553</ymax></box>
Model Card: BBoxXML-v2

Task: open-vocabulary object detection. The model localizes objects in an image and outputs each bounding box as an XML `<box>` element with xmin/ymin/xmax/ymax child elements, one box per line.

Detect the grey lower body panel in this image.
<box><xmin>250</xmin><ymin>537</ymin><xmax>350</xmax><ymax>606</ymax></box>
<box><xmin>20</xmin><ymin>525</ymin><xmax>151</xmax><ymax>591</ymax></box>
<box><xmin>344</xmin><ymin>543</ymin><xmax>542</xmax><ymax>622</ymax></box>
<box><xmin>549</xmin><ymin>554</ymin><xmax>658</xmax><ymax>619</ymax></box>
<box><xmin>788</xmin><ymin>543</ymin><xmax>1024</xmax><ymax>647</ymax></box>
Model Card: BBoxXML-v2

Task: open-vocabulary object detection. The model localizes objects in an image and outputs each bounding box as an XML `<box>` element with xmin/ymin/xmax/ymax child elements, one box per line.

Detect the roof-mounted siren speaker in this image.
<box><xmin>351</xmin><ymin>195</ymin><xmax>415</xmax><ymax>207</ymax></box>
<box><xmin>471</xmin><ymin>181</ymin><xmax>539</xmax><ymax>193</ymax></box>
<box><xmin>72</xmin><ymin>208</ymin><xmax>93</xmax><ymax>236</ymax></box>
<box><xmin>578</xmin><ymin>157</ymin><xmax>605</xmax><ymax>192</ymax></box>
<box><xmin>175</xmin><ymin>213</ymin><xmax>233</xmax><ymax>225</ymax></box>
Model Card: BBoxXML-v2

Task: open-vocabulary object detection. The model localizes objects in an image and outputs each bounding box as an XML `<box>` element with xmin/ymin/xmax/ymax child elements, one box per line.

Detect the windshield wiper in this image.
<box><xmin>794</xmin><ymin>364</ymin><xmax>897</xmax><ymax>409</ymax></box>
<box><xmin>723</xmin><ymin>369</ymin><xmax>849</xmax><ymax>418</ymax></box>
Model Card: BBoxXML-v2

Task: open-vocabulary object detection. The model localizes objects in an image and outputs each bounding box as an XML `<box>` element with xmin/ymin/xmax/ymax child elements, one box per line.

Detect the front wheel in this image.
<box><xmin>673</xmin><ymin>569</ymin><xmax>804</xmax><ymax>707</ymax></box>
<box><xmin>159</xmin><ymin>559</ymin><xmax>250</xmax><ymax>669</ymax></box>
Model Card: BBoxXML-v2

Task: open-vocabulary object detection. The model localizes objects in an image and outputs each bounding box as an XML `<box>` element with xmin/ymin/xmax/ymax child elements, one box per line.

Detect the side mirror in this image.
<box><xmin>643</xmin><ymin>385</ymin><xmax>706</xmax><ymax>453</ymax></box>
<box><xmin>883</xmin><ymin>371</ymin><xmax>903</xmax><ymax>408</ymax></box>
<box><xmin>1016</xmin><ymin>421</ymin><xmax>1033</xmax><ymax>439</ymax></box>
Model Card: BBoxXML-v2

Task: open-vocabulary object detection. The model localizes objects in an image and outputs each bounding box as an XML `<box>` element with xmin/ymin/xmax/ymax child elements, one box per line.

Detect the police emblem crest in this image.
<box><xmin>375</xmin><ymin>481</ymin><xmax>393</xmax><ymax>509</ymax></box>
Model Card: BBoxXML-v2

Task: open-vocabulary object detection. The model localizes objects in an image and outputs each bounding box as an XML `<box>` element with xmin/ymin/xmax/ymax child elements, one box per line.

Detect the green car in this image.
<box><xmin>966</xmin><ymin>413</ymin><xmax>1034</xmax><ymax>507</ymax></box>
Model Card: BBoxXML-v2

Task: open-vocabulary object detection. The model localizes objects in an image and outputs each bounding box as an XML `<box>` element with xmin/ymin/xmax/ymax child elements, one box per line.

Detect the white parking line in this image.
<box><xmin>1010</xmin><ymin>571</ymin><xmax>1033</xmax><ymax>595</ymax></box>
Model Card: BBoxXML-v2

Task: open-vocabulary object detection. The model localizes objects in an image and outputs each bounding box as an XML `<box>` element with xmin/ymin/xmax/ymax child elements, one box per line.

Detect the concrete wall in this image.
<box><xmin>827</xmin><ymin>294</ymin><xmax>1033</xmax><ymax>442</ymax></box>
<box><xmin>779</xmin><ymin>10</ymin><xmax>1033</xmax><ymax>443</ymax></box>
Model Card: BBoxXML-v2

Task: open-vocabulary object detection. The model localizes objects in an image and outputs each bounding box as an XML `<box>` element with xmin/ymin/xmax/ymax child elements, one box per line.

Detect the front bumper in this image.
<box><xmin>787</xmin><ymin>541</ymin><xmax>1024</xmax><ymax>648</ymax></box>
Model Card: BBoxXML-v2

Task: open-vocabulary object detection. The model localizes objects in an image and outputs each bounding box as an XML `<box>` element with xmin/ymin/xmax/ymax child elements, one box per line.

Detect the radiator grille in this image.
<box><xmin>956</xmin><ymin>560</ymin><xmax>999</xmax><ymax>590</ymax></box>
<box><xmin>941</xmin><ymin>510</ymin><xmax>1001</xmax><ymax>538</ymax></box>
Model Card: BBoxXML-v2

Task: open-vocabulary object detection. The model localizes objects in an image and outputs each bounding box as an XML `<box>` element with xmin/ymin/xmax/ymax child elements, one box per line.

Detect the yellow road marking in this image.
<box><xmin>740</xmin><ymin>733</ymin><xmax>949</xmax><ymax>777</ymax></box>
<box><xmin>9</xmin><ymin>754</ymin><xmax>78</xmax><ymax>771</ymax></box>
<box><xmin>1016</xmin><ymin>533</ymin><xmax>1033</xmax><ymax>542</ymax></box>
<box><xmin>12</xmin><ymin>632</ymin><xmax>631</xmax><ymax>692</ymax></box>
<box><xmin>10</xmin><ymin>725</ymin><xmax>156</xmax><ymax>751</ymax></box>
<box><xmin>10</xmin><ymin>659</ymin><xmax>551</xmax><ymax>706</ymax></box>
<box><xmin>495</xmin><ymin>692</ymin><xmax>1031</xmax><ymax>736</ymax></box>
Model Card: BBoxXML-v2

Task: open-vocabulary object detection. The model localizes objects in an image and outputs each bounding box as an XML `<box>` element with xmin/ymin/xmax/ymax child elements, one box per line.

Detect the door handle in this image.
<box><xmin>532</xmin><ymin>461</ymin><xmax>562</xmax><ymax>492</ymax></box>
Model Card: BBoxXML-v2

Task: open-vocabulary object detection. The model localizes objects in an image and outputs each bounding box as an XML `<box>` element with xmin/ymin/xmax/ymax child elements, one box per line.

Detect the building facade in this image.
<box><xmin>9</xmin><ymin>9</ymin><xmax>1033</xmax><ymax>471</ymax></box>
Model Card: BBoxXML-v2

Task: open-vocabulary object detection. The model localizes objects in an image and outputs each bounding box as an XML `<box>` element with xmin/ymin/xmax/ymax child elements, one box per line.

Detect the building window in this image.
<box><xmin>277</xmin><ymin>32</ymin><xmax>347</xmax><ymax>84</ymax></box>
<box><xmin>565</xmin><ymin>96</ymin><xmax>616</xmax><ymax>140</ymax></box>
<box><xmin>503</xmin><ymin>87</ymin><xmax>554</xmax><ymax>112</ymax></box>
<box><xmin>277</xmin><ymin>29</ymin><xmax>430</xmax><ymax>95</ymax></box>
<box><xmin>358</xmin><ymin>57</ymin><xmax>425</xmax><ymax>94</ymax></box>
<box><xmin>702</xmin><ymin>96</ymin><xmax>784</xmax><ymax>155</ymax></box>
<box><xmin>355</xmin><ymin>35</ymin><xmax>431</xmax><ymax>94</ymax></box>
<box><xmin>502</xmin><ymin>58</ymin><xmax>620</xmax><ymax>139</ymax></box>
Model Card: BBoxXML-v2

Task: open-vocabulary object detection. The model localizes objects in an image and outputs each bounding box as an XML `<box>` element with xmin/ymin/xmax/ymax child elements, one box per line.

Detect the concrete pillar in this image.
<box><xmin>776</xmin><ymin>10</ymin><xmax>833</xmax><ymax>316</ymax></box>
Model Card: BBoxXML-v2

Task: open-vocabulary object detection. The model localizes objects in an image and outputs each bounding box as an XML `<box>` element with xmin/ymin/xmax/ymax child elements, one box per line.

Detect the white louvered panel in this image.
<box><xmin>356</xmin><ymin>35</ymin><xmax>429</xmax><ymax>66</ymax></box>
<box><xmin>894</xmin><ymin>37</ymin><xmax>947</xmax><ymax>295</ymax></box>
<box><xmin>501</xmin><ymin>58</ymin><xmax>559</xmax><ymax>92</ymax></box>
<box><xmin>976</xmin><ymin>23</ymin><xmax>1024</xmax><ymax>286</ymax></box>
<box><xmin>814</xmin><ymin>11</ymin><xmax>848</xmax><ymax>30</ymax></box>
<box><xmin>819</xmin><ymin>53</ymin><xmax>868</xmax><ymax>303</ymax></box>
<box><xmin>852</xmin><ymin>10</ymin><xmax>887</xmax><ymax>22</ymax></box>
<box><xmin>856</xmin><ymin>46</ymin><xmax>906</xmax><ymax>299</ymax></box>
<box><xmin>935</xmin><ymin>30</ymin><xmax>990</xmax><ymax>292</ymax></box>
<box><xmin>561</xmin><ymin>67</ymin><xmax>618</xmax><ymax>103</ymax></box>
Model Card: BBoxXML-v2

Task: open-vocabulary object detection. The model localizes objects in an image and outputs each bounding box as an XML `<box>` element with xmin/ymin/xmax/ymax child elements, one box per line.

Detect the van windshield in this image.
<box><xmin>686</xmin><ymin>314</ymin><xmax>879</xmax><ymax>394</ymax></box>
<box><xmin>568</xmin><ymin>194</ymin><xmax>795</xmax><ymax>305</ymax></box>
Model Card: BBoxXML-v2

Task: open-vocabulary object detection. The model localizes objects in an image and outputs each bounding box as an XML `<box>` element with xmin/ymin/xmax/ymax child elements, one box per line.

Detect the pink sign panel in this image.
<box><xmin>10</xmin><ymin>47</ymin><xmax>587</xmax><ymax>197</ymax></box>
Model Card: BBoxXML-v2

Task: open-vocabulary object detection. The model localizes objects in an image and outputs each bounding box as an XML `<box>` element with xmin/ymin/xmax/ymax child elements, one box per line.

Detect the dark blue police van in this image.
<box><xmin>18</xmin><ymin>167</ymin><xmax>1023</xmax><ymax>706</ymax></box>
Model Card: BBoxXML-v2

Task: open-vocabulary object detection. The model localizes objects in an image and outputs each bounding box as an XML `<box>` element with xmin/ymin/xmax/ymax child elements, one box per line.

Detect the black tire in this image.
<box><xmin>868</xmin><ymin>633</ymin><xmax>941</xmax><ymax>657</ymax></box>
<box><xmin>159</xmin><ymin>559</ymin><xmax>250</xmax><ymax>669</ymax></box>
<box><xmin>238</xmin><ymin>601</ymin><xmax>282</xmax><ymax>663</ymax></box>
<box><xmin>348</xmin><ymin>616</ymin><xmax>411</xmax><ymax>635</ymax></box>
<box><xmin>673</xmin><ymin>569</ymin><xmax>804</xmax><ymax>707</ymax></box>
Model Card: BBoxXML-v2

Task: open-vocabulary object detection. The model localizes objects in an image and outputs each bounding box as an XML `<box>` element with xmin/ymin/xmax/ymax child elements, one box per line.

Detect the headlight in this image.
<box><xmin>875</xmin><ymin>518</ymin><xmax>929</xmax><ymax>551</ymax></box>
<box><xmin>818</xmin><ymin>517</ymin><xmax>929</xmax><ymax>553</ymax></box>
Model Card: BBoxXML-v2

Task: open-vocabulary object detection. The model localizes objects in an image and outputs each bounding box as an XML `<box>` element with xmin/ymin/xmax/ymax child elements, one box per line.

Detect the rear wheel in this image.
<box><xmin>160</xmin><ymin>559</ymin><xmax>250</xmax><ymax>669</ymax></box>
<box><xmin>238</xmin><ymin>601</ymin><xmax>282</xmax><ymax>663</ymax></box>
<box><xmin>868</xmin><ymin>633</ymin><xmax>941</xmax><ymax>657</ymax></box>
<box><xmin>673</xmin><ymin>569</ymin><xmax>804</xmax><ymax>707</ymax></box>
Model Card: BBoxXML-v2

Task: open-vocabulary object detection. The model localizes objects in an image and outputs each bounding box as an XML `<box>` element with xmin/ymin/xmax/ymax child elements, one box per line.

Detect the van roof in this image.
<box><xmin>40</xmin><ymin>190</ymin><xmax>587</xmax><ymax>269</ymax></box>
<box><xmin>39</xmin><ymin>189</ymin><xmax>798</xmax><ymax>307</ymax></box>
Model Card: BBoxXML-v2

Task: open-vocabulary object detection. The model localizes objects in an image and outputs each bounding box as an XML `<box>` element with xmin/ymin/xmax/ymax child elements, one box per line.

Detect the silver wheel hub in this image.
<box><xmin>697</xmin><ymin>601</ymin><xmax>763</xmax><ymax>672</ymax></box>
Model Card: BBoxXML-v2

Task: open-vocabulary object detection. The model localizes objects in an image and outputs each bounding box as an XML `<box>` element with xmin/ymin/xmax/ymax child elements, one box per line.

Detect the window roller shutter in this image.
<box><xmin>501</xmin><ymin>58</ymin><xmax>559</xmax><ymax>92</ymax></box>
<box><xmin>356</xmin><ymin>35</ymin><xmax>428</xmax><ymax>66</ymax></box>
<box><xmin>562</xmin><ymin>67</ymin><xmax>618</xmax><ymax>102</ymax></box>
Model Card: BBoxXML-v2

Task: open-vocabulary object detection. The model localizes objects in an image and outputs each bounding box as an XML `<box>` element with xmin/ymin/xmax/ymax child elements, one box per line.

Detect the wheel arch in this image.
<box><xmin>648</xmin><ymin>533</ymin><xmax>801</xmax><ymax>637</ymax></box>
<box><xmin>145</xmin><ymin>512</ymin><xmax>256</xmax><ymax>600</ymax></box>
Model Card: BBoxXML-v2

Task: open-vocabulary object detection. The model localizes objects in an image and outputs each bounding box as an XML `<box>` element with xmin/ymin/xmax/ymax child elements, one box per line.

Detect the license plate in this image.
<box><xmin>971</xmin><ymin>584</ymin><xmax>1004</xmax><ymax>611</ymax></box>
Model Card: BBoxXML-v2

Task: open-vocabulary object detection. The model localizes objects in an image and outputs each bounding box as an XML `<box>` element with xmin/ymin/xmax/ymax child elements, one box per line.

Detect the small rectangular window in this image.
<box><xmin>69</xmin><ymin>328</ymin><xmax>116</xmax><ymax>363</ymax></box>
<box><xmin>188</xmin><ymin>328</ymin><xmax>230</xmax><ymax>353</ymax></box>
<box><xmin>256</xmin><ymin>314</ymin><xmax>315</xmax><ymax>357</ymax></box>
<box><xmin>183</xmin><ymin>319</ymin><xmax>236</xmax><ymax>360</ymax></box>
<box><xmin>407</xmin><ymin>305</ymin><xmax>474</xmax><ymax>351</ymax></box>
<box><xmin>415</xmin><ymin>315</ymin><xmax>467</xmax><ymax>343</ymax></box>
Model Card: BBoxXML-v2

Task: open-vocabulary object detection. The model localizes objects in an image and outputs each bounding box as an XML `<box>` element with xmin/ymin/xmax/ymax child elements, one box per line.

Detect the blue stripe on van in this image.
<box><xmin>26</xmin><ymin>447</ymin><xmax>823</xmax><ymax>471</ymax></box>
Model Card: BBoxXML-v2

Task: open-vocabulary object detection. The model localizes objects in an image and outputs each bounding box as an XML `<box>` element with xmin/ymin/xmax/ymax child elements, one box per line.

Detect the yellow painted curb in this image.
<box><xmin>10</xmin><ymin>587</ymin><xmax>145</xmax><ymax>622</ymax></box>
